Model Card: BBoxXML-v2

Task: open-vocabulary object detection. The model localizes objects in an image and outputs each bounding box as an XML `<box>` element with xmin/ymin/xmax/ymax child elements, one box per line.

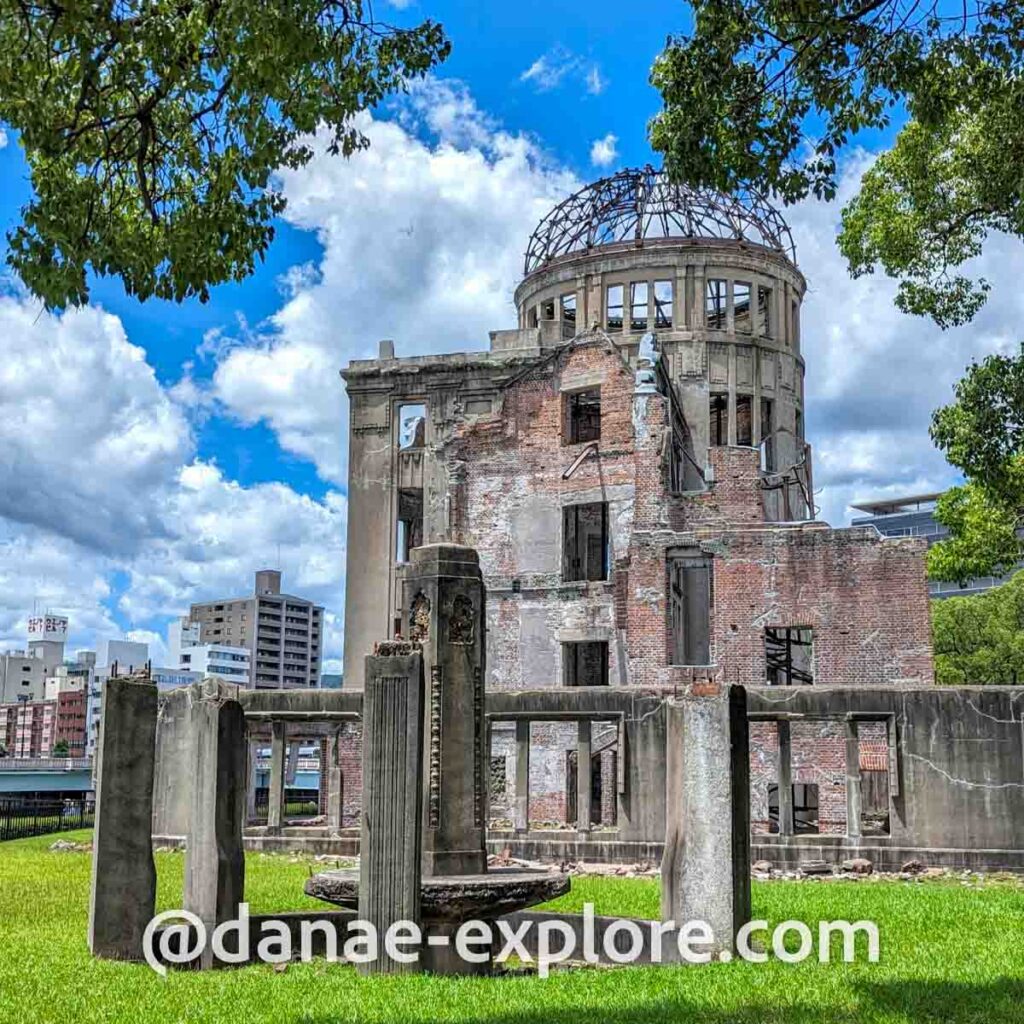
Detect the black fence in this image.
<box><xmin>0</xmin><ymin>795</ymin><xmax>95</xmax><ymax>842</ymax></box>
<box><xmin>251</xmin><ymin>786</ymin><xmax>320</xmax><ymax>821</ymax></box>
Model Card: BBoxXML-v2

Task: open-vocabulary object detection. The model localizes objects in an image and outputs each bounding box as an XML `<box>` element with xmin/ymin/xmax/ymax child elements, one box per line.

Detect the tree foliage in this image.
<box><xmin>649</xmin><ymin>1</ymin><xmax>1024</xmax><ymax>326</ymax></box>
<box><xmin>51</xmin><ymin>739</ymin><xmax>69</xmax><ymax>758</ymax></box>
<box><xmin>932</xmin><ymin>570</ymin><xmax>1024</xmax><ymax>684</ymax></box>
<box><xmin>929</xmin><ymin>346</ymin><xmax>1024</xmax><ymax>581</ymax></box>
<box><xmin>0</xmin><ymin>0</ymin><xmax>449</xmax><ymax>308</ymax></box>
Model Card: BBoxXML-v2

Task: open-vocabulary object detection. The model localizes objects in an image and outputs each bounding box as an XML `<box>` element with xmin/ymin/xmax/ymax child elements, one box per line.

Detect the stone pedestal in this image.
<box><xmin>661</xmin><ymin>686</ymin><xmax>750</xmax><ymax>956</ymax></box>
<box><xmin>88</xmin><ymin>677</ymin><xmax>158</xmax><ymax>960</ymax></box>
<box><xmin>401</xmin><ymin>544</ymin><xmax>487</xmax><ymax>878</ymax></box>
<box><xmin>184</xmin><ymin>690</ymin><xmax>247</xmax><ymax>965</ymax></box>
<box><xmin>358</xmin><ymin>647</ymin><xmax>425</xmax><ymax>974</ymax></box>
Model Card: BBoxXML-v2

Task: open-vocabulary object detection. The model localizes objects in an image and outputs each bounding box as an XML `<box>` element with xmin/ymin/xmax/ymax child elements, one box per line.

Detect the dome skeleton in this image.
<box><xmin>524</xmin><ymin>166</ymin><xmax>796</xmax><ymax>276</ymax></box>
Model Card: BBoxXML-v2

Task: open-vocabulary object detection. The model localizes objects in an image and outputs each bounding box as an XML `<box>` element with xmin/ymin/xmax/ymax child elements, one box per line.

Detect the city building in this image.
<box><xmin>0</xmin><ymin>686</ymin><xmax>88</xmax><ymax>759</ymax></box>
<box><xmin>850</xmin><ymin>492</ymin><xmax>1018</xmax><ymax>598</ymax></box>
<box><xmin>167</xmin><ymin>616</ymin><xmax>251</xmax><ymax>682</ymax></box>
<box><xmin>96</xmin><ymin>638</ymin><xmax>149</xmax><ymax>673</ymax></box>
<box><xmin>151</xmin><ymin>666</ymin><xmax>202</xmax><ymax>692</ymax></box>
<box><xmin>27</xmin><ymin>614</ymin><xmax>68</xmax><ymax>671</ymax></box>
<box><xmin>341</xmin><ymin>167</ymin><xmax>934</xmax><ymax>832</ymax></box>
<box><xmin>186</xmin><ymin>570</ymin><xmax>324</xmax><ymax>688</ymax></box>
<box><xmin>0</xmin><ymin>614</ymin><xmax>68</xmax><ymax>703</ymax></box>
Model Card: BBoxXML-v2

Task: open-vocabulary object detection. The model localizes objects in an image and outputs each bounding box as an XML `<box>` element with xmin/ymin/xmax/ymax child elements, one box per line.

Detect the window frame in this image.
<box><xmin>605</xmin><ymin>284</ymin><xmax>624</xmax><ymax>333</ymax></box>
<box><xmin>564</xmin><ymin>387</ymin><xmax>602</xmax><ymax>445</ymax></box>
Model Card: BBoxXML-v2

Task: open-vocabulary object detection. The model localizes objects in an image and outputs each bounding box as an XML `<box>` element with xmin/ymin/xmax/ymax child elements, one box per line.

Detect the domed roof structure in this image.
<box><xmin>524</xmin><ymin>166</ymin><xmax>796</xmax><ymax>276</ymax></box>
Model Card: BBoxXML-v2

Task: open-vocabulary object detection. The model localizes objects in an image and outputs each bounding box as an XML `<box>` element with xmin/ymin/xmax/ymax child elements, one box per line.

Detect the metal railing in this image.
<box><xmin>0</xmin><ymin>795</ymin><xmax>95</xmax><ymax>842</ymax></box>
<box><xmin>0</xmin><ymin>757</ymin><xmax>92</xmax><ymax>771</ymax></box>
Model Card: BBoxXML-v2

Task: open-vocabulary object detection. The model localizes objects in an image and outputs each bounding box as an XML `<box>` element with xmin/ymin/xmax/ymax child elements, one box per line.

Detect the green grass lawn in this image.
<box><xmin>1</xmin><ymin>829</ymin><xmax>1023</xmax><ymax>1022</ymax></box>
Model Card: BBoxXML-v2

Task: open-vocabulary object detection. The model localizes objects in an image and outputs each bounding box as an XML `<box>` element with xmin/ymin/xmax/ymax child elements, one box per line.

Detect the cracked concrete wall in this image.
<box><xmin>748</xmin><ymin>686</ymin><xmax>1024</xmax><ymax>853</ymax></box>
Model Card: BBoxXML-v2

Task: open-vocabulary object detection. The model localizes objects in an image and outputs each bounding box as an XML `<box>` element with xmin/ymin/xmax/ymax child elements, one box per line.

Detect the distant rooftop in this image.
<box><xmin>850</xmin><ymin>493</ymin><xmax>943</xmax><ymax>517</ymax></box>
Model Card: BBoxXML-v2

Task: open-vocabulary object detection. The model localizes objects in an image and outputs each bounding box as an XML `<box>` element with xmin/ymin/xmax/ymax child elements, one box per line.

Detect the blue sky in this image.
<box><xmin>0</xmin><ymin>1</ymin><xmax>1020</xmax><ymax>669</ymax></box>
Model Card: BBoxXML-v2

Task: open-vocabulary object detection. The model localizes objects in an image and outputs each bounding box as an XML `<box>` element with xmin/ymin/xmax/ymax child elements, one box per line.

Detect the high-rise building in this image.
<box><xmin>26</xmin><ymin>614</ymin><xmax>67</xmax><ymax>671</ymax></box>
<box><xmin>186</xmin><ymin>570</ymin><xmax>323</xmax><ymax>688</ymax></box>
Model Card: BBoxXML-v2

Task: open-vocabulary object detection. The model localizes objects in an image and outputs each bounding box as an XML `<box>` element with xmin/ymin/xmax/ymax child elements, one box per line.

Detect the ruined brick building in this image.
<box><xmin>342</xmin><ymin>168</ymin><xmax>934</xmax><ymax>838</ymax></box>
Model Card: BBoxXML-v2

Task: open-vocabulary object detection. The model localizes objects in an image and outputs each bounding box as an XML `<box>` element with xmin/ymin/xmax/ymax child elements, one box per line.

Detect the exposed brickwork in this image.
<box><xmin>337</xmin><ymin>722</ymin><xmax>362</xmax><ymax>828</ymax></box>
<box><xmin>749</xmin><ymin>720</ymin><xmax>778</xmax><ymax>834</ymax></box>
<box><xmin>340</xmin><ymin>323</ymin><xmax>932</xmax><ymax>842</ymax></box>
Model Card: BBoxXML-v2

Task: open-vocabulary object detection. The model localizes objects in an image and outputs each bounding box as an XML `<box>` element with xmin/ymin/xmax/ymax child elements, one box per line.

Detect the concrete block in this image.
<box><xmin>661</xmin><ymin>686</ymin><xmax>750</xmax><ymax>955</ymax></box>
<box><xmin>88</xmin><ymin>677</ymin><xmax>158</xmax><ymax>960</ymax></box>
<box><xmin>183</xmin><ymin>692</ymin><xmax>246</xmax><ymax>964</ymax></box>
<box><xmin>358</xmin><ymin>650</ymin><xmax>425</xmax><ymax>974</ymax></box>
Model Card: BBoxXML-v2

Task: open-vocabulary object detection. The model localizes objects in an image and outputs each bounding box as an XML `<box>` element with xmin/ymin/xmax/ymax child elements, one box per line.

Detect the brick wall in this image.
<box><xmin>354</xmin><ymin>337</ymin><xmax>935</xmax><ymax>843</ymax></box>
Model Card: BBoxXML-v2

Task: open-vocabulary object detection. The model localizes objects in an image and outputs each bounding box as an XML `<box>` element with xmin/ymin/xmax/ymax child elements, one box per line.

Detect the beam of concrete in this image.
<box><xmin>358</xmin><ymin>649</ymin><xmax>425</xmax><ymax>974</ymax></box>
<box><xmin>184</xmin><ymin>694</ymin><xmax>246</xmax><ymax>966</ymax></box>
<box><xmin>845</xmin><ymin>718</ymin><xmax>862</xmax><ymax>840</ymax></box>
<box><xmin>514</xmin><ymin>719</ymin><xmax>530</xmax><ymax>834</ymax></box>
<box><xmin>777</xmin><ymin>719</ymin><xmax>794</xmax><ymax>837</ymax></box>
<box><xmin>577</xmin><ymin>720</ymin><xmax>592</xmax><ymax>835</ymax></box>
<box><xmin>660</xmin><ymin>686</ymin><xmax>750</xmax><ymax>957</ymax></box>
<box><xmin>88</xmin><ymin>677</ymin><xmax>157</xmax><ymax>960</ymax></box>
<box><xmin>325</xmin><ymin>727</ymin><xmax>344</xmax><ymax>831</ymax></box>
<box><xmin>267</xmin><ymin>720</ymin><xmax>286</xmax><ymax>832</ymax></box>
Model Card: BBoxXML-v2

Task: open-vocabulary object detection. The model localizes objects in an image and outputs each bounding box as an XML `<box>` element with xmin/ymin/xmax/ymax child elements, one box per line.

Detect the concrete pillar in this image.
<box><xmin>661</xmin><ymin>686</ymin><xmax>751</xmax><ymax>956</ymax></box>
<box><xmin>483</xmin><ymin>718</ymin><xmax>493</xmax><ymax>826</ymax></box>
<box><xmin>777</xmin><ymin>719</ymin><xmax>794</xmax><ymax>836</ymax></box>
<box><xmin>267</xmin><ymin>720</ymin><xmax>287</xmax><ymax>831</ymax></box>
<box><xmin>285</xmin><ymin>736</ymin><xmax>299</xmax><ymax>785</ymax></box>
<box><xmin>358</xmin><ymin>647</ymin><xmax>425</xmax><ymax>974</ymax></box>
<box><xmin>401</xmin><ymin>543</ymin><xmax>487</xmax><ymax>877</ymax></box>
<box><xmin>514</xmin><ymin>719</ymin><xmax>530</xmax><ymax>834</ymax></box>
<box><xmin>576</xmin><ymin>720</ymin><xmax>592</xmax><ymax>834</ymax></box>
<box><xmin>245</xmin><ymin>731</ymin><xmax>259</xmax><ymax>825</ymax></box>
<box><xmin>325</xmin><ymin>727</ymin><xmax>344</xmax><ymax>831</ymax></box>
<box><xmin>845</xmin><ymin>718</ymin><xmax>862</xmax><ymax>839</ymax></box>
<box><xmin>184</xmin><ymin>694</ymin><xmax>246</xmax><ymax>965</ymax></box>
<box><xmin>88</xmin><ymin>677</ymin><xmax>158</xmax><ymax>960</ymax></box>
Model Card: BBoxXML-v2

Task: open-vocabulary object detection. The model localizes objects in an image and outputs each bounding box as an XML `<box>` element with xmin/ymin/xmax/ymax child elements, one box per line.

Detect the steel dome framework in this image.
<box><xmin>524</xmin><ymin>166</ymin><xmax>796</xmax><ymax>276</ymax></box>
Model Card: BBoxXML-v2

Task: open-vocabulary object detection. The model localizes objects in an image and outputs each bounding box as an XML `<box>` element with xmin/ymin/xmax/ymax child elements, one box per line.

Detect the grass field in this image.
<box><xmin>1</xmin><ymin>829</ymin><xmax>1023</xmax><ymax>1022</ymax></box>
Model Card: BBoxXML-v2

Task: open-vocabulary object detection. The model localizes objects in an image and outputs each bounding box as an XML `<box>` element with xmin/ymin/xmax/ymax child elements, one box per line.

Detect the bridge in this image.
<box><xmin>0</xmin><ymin>757</ymin><xmax>94</xmax><ymax>795</ymax></box>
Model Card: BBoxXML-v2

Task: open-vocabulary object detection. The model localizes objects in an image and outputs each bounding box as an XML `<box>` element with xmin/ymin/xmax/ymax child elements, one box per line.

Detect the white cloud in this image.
<box><xmin>520</xmin><ymin>47</ymin><xmax>603</xmax><ymax>97</ymax></box>
<box><xmin>0</xmin><ymin>295</ymin><xmax>192</xmax><ymax>554</ymax></box>
<box><xmin>212</xmin><ymin>79</ymin><xmax>579</xmax><ymax>485</ymax></box>
<box><xmin>0</xmin><ymin>294</ymin><xmax>347</xmax><ymax>666</ymax></box>
<box><xmin>0</xmin><ymin>129</ymin><xmax>7</xmax><ymax>150</ymax></box>
<box><xmin>590</xmin><ymin>132</ymin><xmax>618</xmax><ymax>168</ymax></box>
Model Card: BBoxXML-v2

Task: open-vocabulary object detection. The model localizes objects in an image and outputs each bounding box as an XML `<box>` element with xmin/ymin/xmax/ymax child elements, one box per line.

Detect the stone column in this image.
<box><xmin>358</xmin><ymin>646</ymin><xmax>425</xmax><ymax>974</ymax></box>
<box><xmin>245</xmin><ymin>730</ymin><xmax>259</xmax><ymax>825</ymax></box>
<box><xmin>88</xmin><ymin>676</ymin><xmax>158</xmax><ymax>960</ymax></box>
<box><xmin>325</xmin><ymin>727</ymin><xmax>344</xmax><ymax>831</ymax></box>
<box><xmin>845</xmin><ymin>718</ymin><xmax>862</xmax><ymax>839</ymax></box>
<box><xmin>267</xmin><ymin>720</ymin><xmax>287</xmax><ymax>831</ymax></box>
<box><xmin>184</xmin><ymin>692</ymin><xmax>246</xmax><ymax>966</ymax></box>
<box><xmin>661</xmin><ymin>686</ymin><xmax>751</xmax><ymax>957</ymax></box>
<box><xmin>576</xmin><ymin>720</ymin><xmax>592</xmax><ymax>835</ymax></box>
<box><xmin>777</xmin><ymin>719</ymin><xmax>794</xmax><ymax>836</ymax></box>
<box><xmin>401</xmin><ymin>544</ymin><xmax>487</xmax><ymax>877</ymax></box>
<box><xmin>514</xmin><ymin>719</ymin><xmax>530</xmax><ymax>835</ymax></box>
